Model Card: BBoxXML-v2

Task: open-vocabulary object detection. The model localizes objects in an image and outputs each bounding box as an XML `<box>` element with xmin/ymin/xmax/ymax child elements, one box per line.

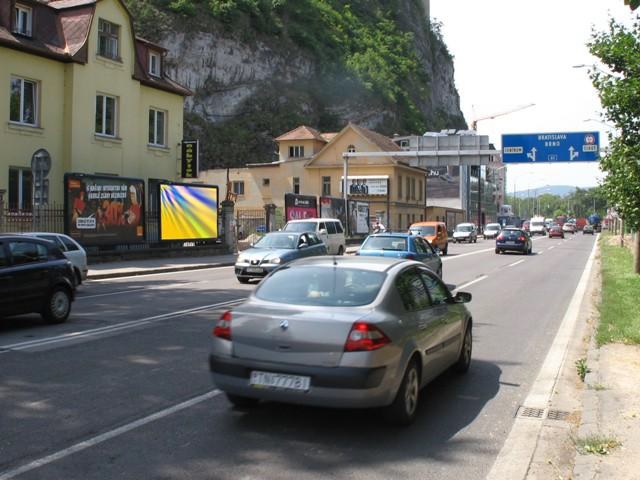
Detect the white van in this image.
<box><xmin>282</xmin><ymin>218</ymin><xmax>346</xmax><ymax>255</ymax></box>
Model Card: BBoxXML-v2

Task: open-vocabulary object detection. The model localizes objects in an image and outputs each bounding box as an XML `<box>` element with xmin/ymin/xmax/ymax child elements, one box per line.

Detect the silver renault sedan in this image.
<box><xmin>209</xmin><ymin>256</ymin><xmax>473</xmax><ymax>425</ymax></box>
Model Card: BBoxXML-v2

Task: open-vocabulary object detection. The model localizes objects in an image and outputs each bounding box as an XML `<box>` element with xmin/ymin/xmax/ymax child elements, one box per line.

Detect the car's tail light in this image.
<box><xmin>344</xmin><ymin>322</ymin><xmax>390</xmax><ymax>352</ymax></box>
<box><xmin>213</xmin><ymin>310</ymin><xmax>232</xmax><ymax>340</ymax></box>
<box><xmin>518</xmin><ymin>236</ymin><xmax>526</xmax><ymax>242</ymax></box>
<box><xmin>405</xmin><ymin>253</ymin><xmax>415</xmax><ymax>260</ymax></box>
<box><xmin>497</xmin><ymin>234</ymin><xmax>504</xmax><ymax>241</ymax></box>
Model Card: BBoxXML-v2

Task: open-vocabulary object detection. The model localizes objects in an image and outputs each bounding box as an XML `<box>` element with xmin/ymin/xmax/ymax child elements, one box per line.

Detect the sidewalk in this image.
<box><xmin>88</xmin><ymin>245</ymin><xmax>361</xmax><ymax>280</ymax></box>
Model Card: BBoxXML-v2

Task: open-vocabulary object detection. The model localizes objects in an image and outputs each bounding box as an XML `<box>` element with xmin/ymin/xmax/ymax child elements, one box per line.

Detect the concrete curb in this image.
<box><xmin>572</xmin><ymin>324</ymin><xmax>602</xmax><ymax>479</ymax></box>
<box><xmin>87</xmin><ymin>262</ymin><xmax>236</xmax><ymax>280</ymax></box>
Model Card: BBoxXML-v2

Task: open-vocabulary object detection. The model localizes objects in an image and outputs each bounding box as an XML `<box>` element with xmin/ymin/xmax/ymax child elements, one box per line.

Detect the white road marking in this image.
<box><xmin>507</xmin><ymin>260</ymin><xmax>525</xmax><ymax>267</ymax></box>
<box><xmin>0</xmin><ymin>390</ymin><xmax>223</xmax><ymax>480</ymax></box>
<box><xmin>442</xmin><ymin>247</ymin><xmax>494</xmax><ymax>261</ymax></box>
<box><xmin>0</xmin><ymin>299</ymin><xmax>244</xmax><ymax>352</ymax></box>
<box><xmin>78</xmin><ymin>281</ymin><xmax>207</xmax><ymax>300</ymax></box>
<box><xmin>454</xmin><ymin>275</ymin><xmax>488</xmax><ymax>291</ymax></box>
<box><xmin>487</xmin><ymin>234</ymin><xmax>599</xmax><ymax>480</ymax></box>
<box><xmin>548</xmin><ymin>246</ymin><xmax>555</xmax><ymax>250</ymax></box>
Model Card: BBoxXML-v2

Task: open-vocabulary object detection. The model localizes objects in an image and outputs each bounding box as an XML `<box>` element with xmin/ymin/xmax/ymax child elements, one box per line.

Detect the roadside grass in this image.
<box><xmin>597</xmin><ymin>234</ymin><xmax>640</xmax><ymax>345</ymax></box>
<box><xmin>574</xmin><ymin>434</ymin><xmax>621</xmax><ymax>455</ymax></box>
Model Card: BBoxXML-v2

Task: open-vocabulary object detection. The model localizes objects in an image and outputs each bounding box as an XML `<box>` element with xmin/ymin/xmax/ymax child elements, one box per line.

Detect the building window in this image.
<box><xmin>419</xmin><ymin>179</ymin><xmax>423</xmax><ymax>202</ymax></box>
<box><xmin>398</xmin><ymin>213</ymin><xmax>402</xmax><ymax>230</ymax></box>
<box><xmin>98</xmin><ymin>19</ymin><xmax>119</xmax><ymax>59</ymax></box>
<box><xmin>411</xmin><ymin>178</ymin><xmax>416</xmax><ymax>200</ymax></box>
<box><xmin>149</xmin><ymin>51</ymin><xmax>161</xmax><ymax>77</ymax></box>
<box><xmin>406</xmin><ymin>177</ymin><xmax>410</xmax><ymax>200</ymax></box>
<box><xmin>14</xmin><ymin>4</ymin><xmax>32</xmax><ymax>36</ymax></box>
<box><xmin>398</xmin><ymin>175</ymin><xmax>403</xmax><ymax>200</ymax></box>
<box><xmin>8</xmin><ymin>167</ymin><xmax>33</xmax><ymax>210</ymax></box>
<box><xmin>289</xmin><ymin>145</ymin><xmax>304</xmax><ymax>158</ymax></box>
<box><xmin>293</xmin><ymin>177</ymin><xmax>300</xmax><ymax>194</ymax></box>
<box><xmin>148</xmin><ymin>108</ymin><xmax>166</xmax><ymax>146</ymax></box>
<box><xmin>322</xmin><ymin>176</ymin><xmax>331</xmax><ymax>196</ymax></box>
<box><xmin>95</xmin><ymin>94</ymin><xmax>117</xmax><ymax>137</ymax></box>
<box><xmin>10</xmin><ymin>77</ymin><xmax>37</xmax><ymax>126</ymax></box>
<box><xmin>262</xmin><ymin>178</ymin><xmax>270</xmax><ymax>187</ymax></box>
<box><xmin>232</xmin><ymin>181</ymin><xmax>244</xmax><ymax>195</ymax></box>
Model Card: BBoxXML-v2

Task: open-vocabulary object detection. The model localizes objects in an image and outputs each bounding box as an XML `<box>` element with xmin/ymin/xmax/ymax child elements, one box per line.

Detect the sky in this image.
<box><xmin>429</xmin><ymin>0</ymin><xmax>635</xmax><ymax>192</ymax></box>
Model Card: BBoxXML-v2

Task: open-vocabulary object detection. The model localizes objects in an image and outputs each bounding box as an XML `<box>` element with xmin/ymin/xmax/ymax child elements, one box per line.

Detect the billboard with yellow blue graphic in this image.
<box><xmin>159</xmin><ymin>183</ymin><xmax>218</xmax><ymax>241</ymax></box>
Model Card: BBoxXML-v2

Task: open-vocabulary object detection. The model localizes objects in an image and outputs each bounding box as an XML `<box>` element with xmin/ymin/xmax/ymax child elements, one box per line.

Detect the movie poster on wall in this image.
<box><xmin>319</xmin><ymin>197</ymin><xmax>347</xmax><ymax>227</ymax></box>
<box><xmin>285</xmin><ymin>193</ymin><xmax>317</xmax><ymax>221</ymax></box>
<box><xmin>65</xmin><ymin>173</ymin><xmax>145</xmax><ymax>246</ymax></box>
<box><xmin>348</xmin><ymin>200</ymin><xmax>370</xmax><ymax>235</ymax></box>
<box><xmin>159</xmin><ymin>183</ymin><xmax>218</xmax><ymax>241</ymax></box>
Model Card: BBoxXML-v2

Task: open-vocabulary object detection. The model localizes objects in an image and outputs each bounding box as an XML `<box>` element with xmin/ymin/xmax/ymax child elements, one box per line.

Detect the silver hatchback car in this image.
<box><xmin>209</xmin><ymin>256</ymin><xmax>473</xmax><ymax>425</ymax></box>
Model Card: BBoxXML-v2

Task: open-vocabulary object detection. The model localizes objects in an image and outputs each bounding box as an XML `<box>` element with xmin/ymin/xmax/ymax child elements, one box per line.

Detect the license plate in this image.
<box><xmin>505</xmin><ymin>241</ymin><xmax>516</xmax><ymax>245</ymax></box>
<box><xmin>246</xmin><ymin>267</ymin><xmax>263</xmax><ymax>273</ymax></box>
<box><xmin>250</xmin><ymin>371</ymin><xmax>310</xmax><ymax>392</ymax></box>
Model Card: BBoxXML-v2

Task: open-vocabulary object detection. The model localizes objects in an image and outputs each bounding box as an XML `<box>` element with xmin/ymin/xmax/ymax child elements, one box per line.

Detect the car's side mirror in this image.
<box><xmin>453</xmin><ymin>291</ymin><xmax>472</xmax><ymax>303</ymax></box>
<box><xmin>298</xmin><ymin>243</ymin><xmax>308</xmax><ymax>249</ymax></box>
<box><xmin>319</xmin><ymin>229</ymin><xmax>328</xmax><ymax>235</ymax></box>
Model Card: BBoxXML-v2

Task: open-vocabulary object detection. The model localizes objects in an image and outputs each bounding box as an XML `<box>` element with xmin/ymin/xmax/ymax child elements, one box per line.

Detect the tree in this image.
<box><xmin>589</xmin><ymin>14</ymin><xmax>640</xmax><ymax>273</ymax></box>
<box><xmin>625</xmin><ymin>0</ymin><xmax>639</xmax><ymax>12</ymax></box>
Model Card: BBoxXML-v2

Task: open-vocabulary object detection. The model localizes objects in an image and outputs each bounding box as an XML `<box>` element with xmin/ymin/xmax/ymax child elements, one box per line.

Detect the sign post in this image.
<box><xmin>502</xmin><ymin>132</ymin><xmax>600</xmax><ymax>163</ymax></box>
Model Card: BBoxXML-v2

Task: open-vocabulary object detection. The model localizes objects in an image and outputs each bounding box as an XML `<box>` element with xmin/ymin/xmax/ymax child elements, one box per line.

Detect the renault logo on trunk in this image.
<box><xmin>279</xmin><ymin>320</ymin><xmax>289</xmax><ymax>330</ymax></box>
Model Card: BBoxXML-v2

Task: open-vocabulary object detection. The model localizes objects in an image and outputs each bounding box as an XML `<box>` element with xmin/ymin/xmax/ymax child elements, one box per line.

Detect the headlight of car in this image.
<box><xmin>268</xmin><ymin>257</ymin><xmax>281</xmax><ymax>264</ymax></box>
<box><xmin>237</xmin><ymin>256</ymin><xmax>249</xmax><ymax>263</ymax></box>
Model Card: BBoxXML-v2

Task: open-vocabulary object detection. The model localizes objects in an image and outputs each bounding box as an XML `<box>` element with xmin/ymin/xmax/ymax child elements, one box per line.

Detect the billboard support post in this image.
<box><xmin>343</xmin><ymin>154</ymin><xmax>349</xmax><ymax>237</ymax></box>
<box><xmin>221</xmin><ymin>200</ymin><xmax>236</xmax><ymax>253</ymax></box>
<box><xmin>264</xmin><ymin>203</ymin><xmax>276</xmax><ymax>233</ymax></box>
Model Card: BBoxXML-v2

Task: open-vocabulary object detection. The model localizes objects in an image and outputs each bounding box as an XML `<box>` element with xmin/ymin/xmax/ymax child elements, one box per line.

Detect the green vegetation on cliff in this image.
<box><xmin>124</xmin><ymin>0</ymin><xmax>465</xmax><ymax>167</ymax></box>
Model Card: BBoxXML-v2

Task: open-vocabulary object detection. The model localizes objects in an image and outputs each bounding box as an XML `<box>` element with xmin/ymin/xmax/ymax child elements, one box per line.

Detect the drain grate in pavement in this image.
<box><xmin>547</xmin><ymin>409</ymin><xmax>570</xmax><ymax>421</ymax></box>
<box><xmin>517</xmin><ymin>406</ymin><xmax>545</xmax><ymax>418</ymax></box>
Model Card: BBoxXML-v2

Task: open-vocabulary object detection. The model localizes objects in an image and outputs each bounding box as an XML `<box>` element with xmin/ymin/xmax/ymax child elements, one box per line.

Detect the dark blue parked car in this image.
<box><xmin>495</xmin><ymin>228</ymin><xmax>533</xmax><ymax>255</ymax></box>
<box><xmin>357</xmin><ymin>232</ymin><xmax>443</xmax><ymax>278</ymax></box>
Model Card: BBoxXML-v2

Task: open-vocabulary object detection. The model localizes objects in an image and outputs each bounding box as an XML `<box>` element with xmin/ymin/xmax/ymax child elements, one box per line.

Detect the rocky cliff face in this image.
<box><xmin>158</xmin><ymin>1</ymin><xmax>465</xmax><ymax>168</ymax></box>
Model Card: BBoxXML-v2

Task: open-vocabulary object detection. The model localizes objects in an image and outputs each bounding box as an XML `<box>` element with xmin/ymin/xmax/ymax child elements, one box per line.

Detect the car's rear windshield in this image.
<box><xmin>256</xmin><ymin>266</ymin><xmax>386</xmax><ymax>306</ymax></box>
<box><xmin>456</xmin><ymin>225</ymin><xmax>473</xmax><ymax>232</ymax></box>
<box><xmin>410</xmin><ymin>226</ymin><xmax>436</xmax><ymax>236</ymax></box>
<box><xmin>501</xmin><ymin>230</ymin><xmax>523</xmax><ymax>238</ymax></box>
<box><xmin>485</xmin><ymin>224</ymin><xmax>500</xmax><ymax>230</ymax></box>
<box><xmin>283</xmin><ymin>222</ymin><xmax>315</xmax><ymax>233</ymax></box>
<box><xmin>361</xmin><ymin>236</ymin><xmax>407</xmax><ymax>251</ymax></box>
<box><xmin>254</xmin><ymin>234</ymin><xmax>296</xmax><ymax>249</ymax></box>
<box><xmin>531</xmin><ymin>221</ymin><xmax>545</xmax><ymax>227</ymax></box>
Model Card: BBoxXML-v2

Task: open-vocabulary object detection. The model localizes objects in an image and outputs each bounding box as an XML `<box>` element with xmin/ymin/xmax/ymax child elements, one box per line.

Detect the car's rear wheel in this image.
<box><xmin>42</xmin><ymin>287</ymin><xmax>71</xmax><ymax>324</ymax></box>
<box><xmin>495</xmin><ymin>248</ymin><xmax>500</xmax><ymax>254</ymax></box>
<box><xmin>442</xmin><ymin>243</ymin><xmax>448</xmax><ymax>256</ymax></box>
<box><xmin>226</xmin><ymin>393</ymin><xmax>259</xmax><ymax>409</ymax></box>
<box><xmin>455</xmin><ymin>325</ymin><xmax>472</xmax><ymax>374</ymax></box>
<box><xmin>74</xmin><ymin>268</ymin><xmax>82</xmax><ymax>286</ymax></box>
<box><xmin>385</xmin><ymin>360</ymin><xmax>420</xmax><ymax>426</ymax></box>
<box><xmin>337</xmin><ymin>246</ymin><xmax>344</xmax><ymax>256</ymax></box>
<box><xmin>237</xmin><ymin>276</ymin><xmax>250</xmax><ymax>284</ymax></box>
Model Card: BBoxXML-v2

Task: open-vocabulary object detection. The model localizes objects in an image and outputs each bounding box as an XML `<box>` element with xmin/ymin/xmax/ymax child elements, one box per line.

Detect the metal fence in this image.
<box><xmin>0</xmin><ymin>204</ymin><xmax>65</xmax><ymax>234</ymax></box>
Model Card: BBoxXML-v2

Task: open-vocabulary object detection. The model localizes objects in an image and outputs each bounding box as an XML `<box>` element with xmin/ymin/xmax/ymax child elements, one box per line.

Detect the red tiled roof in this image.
<box><xmin>275</xmin><ymin>125</ymin><xmax>326</xmax><ymax>142</ymax></box>
<box><xmin>47</xmin><ymin>0</ymin><xmax>97</xmax><ymax>9</ymax></box>
<box><xmin>320</xmin><ymin>133</ymin><xmax>338</xmax><ymax>142</ymax></box>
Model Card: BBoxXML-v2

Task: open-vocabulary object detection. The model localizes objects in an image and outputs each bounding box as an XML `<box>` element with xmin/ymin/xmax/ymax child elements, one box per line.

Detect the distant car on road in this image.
<box><xmin>483</xmin><ymin>223</ymin><xmax>502</xmax><ymax>239</ymax></box>
<box><xmin>495</xmin><ymin>228</ymin><xmax>533</xmax><ymax>255</ymax></box>
<box><xmin>357</xmin><ymin>232</ymin><xmax>442</xmax><ymax>278</ymax></box>
<box><xmin>209</xmin><ymin>256</ymin><xmax>473</xmax><ymax>425</ymax></box>
<box><xmin>452</xmin><ymin>223</ymin><xmax>477</xmax><ymax>243</ymax></box>
<box><xmin>562</xmin><ymin>223</ymin><xmax>576</xmax><ymax>234</ymax></box>
<box><xmin>0</xmin><ymin>235</ymin><xmax>76</xmax><ymax>323</ymax></box>
<box><xmin>548</xmin><ymin>226</ymin><xmax>565</xmax><ymax>239</ymax></box>
<box><xmin>235</xmin><ymin>231</ymin><xmax>327</xmax><ymax>283</ymax></box>
<box><xmin>583</xmin><ymin>224</ymin><xmax>595</xmax><ymax>235</ymax></box>
<box><xmin>409</xmin><ymin>221</ymin><xmax>449</xmax><ymax>255</ymax></box>
<box><xmin>282</xmin><ymin>218</ymin><xmax>346</xmax><ymax>255</ymax></box>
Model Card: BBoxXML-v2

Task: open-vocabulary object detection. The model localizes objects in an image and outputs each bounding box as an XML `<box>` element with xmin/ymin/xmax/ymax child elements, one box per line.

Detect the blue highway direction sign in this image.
<box><xmin>501</xmin><ymin>132</ymin><xmax>600</xmax><ymax>163</ymax></box>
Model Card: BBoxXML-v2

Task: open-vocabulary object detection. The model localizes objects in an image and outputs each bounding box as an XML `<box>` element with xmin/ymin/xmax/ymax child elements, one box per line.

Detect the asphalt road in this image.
<box><xmin>0</xmin><ymin>232</ymin><xmax>597</xmax><ymax>480</ymax></box>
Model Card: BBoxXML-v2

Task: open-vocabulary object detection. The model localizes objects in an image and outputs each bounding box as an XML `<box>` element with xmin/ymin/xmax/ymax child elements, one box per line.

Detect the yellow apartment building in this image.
<box><xmin>198</xmin><ymin>123</ymin><xmax>428</xmax><ymax>231</ymax></box>
<box><xmin>1</xmin><ymin>0</ymin><xmax>190</xmax><ymax>210</ymax></box>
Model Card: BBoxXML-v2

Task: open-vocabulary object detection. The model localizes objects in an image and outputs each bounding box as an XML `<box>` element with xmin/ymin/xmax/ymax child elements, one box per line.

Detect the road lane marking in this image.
<box><xmin>77</xmin><ymin>281</ymin><xmax>208</xmax><ymax>300</ymax></box>
<box><xmin>442</xmin><ymin>247</ymin><xmax>493</xmax><ymax>261</ymax></box>
<box><xmin>0</xmin><ymin>389</ymin><xmax>223</xmax><ymax>480</ymax></box>
<box><xmin>548</xmin><ymin>246</ymin><xmax>555</xmax><ymax>250</ymax></box>
<box><xmin>454</xmin><ymin>275</ymin><xmax>488</xmax><ymax>291</ymax></box>
<box><xmin>487</xmin><ymin>233</ymin><xmax>599</xmax><ymax>480</ymax></box>
<box><xmin>0</xmin><ymin>299</ymin><xmax>244</xmax><ymax>352</ymax></box>
<box><xmin>507</xmin><ymin>260</ymin><xmax>525</xmax><ymax>267</ymax></box>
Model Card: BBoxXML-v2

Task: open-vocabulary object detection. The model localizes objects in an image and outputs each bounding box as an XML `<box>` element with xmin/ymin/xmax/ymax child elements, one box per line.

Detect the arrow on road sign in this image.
<box><xmin>569</xmin><ymin>146</ymin><xmax>579</xmax><ymax>161</ymax></box>
<box><xmin>527</xmin><ymin>147</ymin><xmax>537</xmax><ymax>162</ymax></box>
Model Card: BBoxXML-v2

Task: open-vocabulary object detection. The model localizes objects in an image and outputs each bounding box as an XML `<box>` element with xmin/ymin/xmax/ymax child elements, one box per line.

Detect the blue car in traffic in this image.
<box><xmin>356</xmin><ymin>232</ymin><xmax>443</xmax><ymax>278</ymax></box>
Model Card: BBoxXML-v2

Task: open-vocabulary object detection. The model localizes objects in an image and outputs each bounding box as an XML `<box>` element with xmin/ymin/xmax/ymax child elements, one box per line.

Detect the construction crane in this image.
<box><xmin>471</xmin><ymin>103</ymin><xmax>536</xmax><ymax>131</ymax></box>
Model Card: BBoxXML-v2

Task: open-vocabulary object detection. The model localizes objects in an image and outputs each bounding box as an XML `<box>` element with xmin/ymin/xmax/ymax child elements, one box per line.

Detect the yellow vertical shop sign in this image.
<box><xmin>181</xmin><ymin>140</ymin><xmax>199</xmax><ymax>178</ymax></box>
